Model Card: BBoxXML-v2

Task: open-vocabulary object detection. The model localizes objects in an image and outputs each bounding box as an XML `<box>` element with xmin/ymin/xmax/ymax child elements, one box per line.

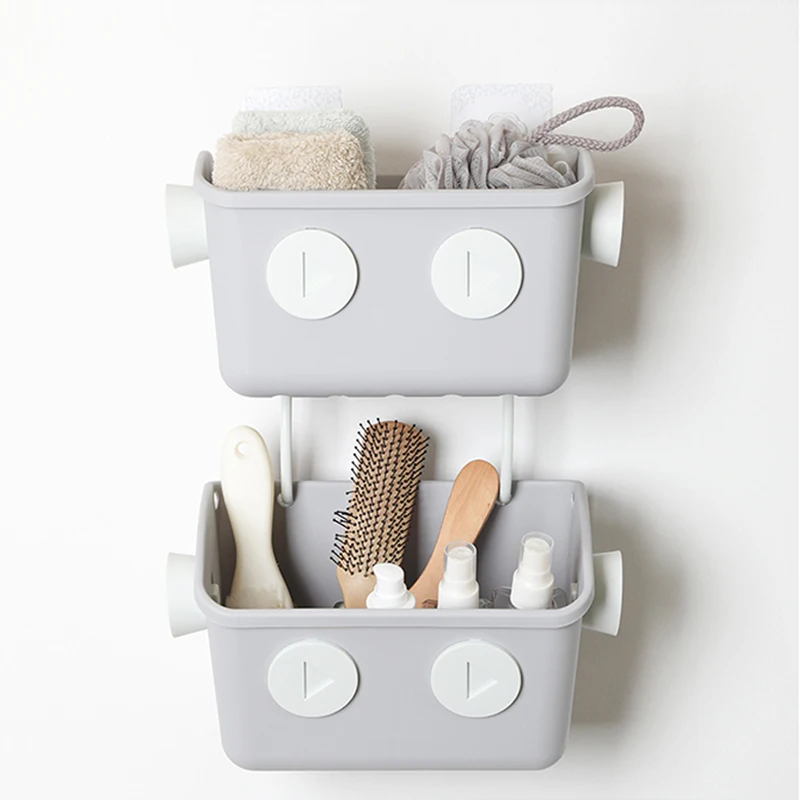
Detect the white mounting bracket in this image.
<box><xmin>498</xmin><ymin>394</ymin><xmax>514</xmax><ymax>505</ymax></box>
<box><xmin>277</xmin><ymin>396</ymin><xmax>295</xmax><ymax>508</ymax></box>
<box><xmin>582</xmin><ymin>182</ymin><xmax>625</xmax><ymax>267</ymax></box>
<box><xmin>166</xmin><ymin>552</ymin><xmax>210</xmax><ymax>637</ymax></box>
<box><xmin>583</xmin><ymin>551</ymin><xmax>624</xmax><ymax>636</ymax></box>
<box><xmin>165</xmin><ymin>184</ymin><xmax>207</xmax><ymax>268</ymax></box>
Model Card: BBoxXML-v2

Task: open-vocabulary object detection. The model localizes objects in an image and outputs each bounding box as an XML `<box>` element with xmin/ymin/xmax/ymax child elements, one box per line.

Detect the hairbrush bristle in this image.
<box><xmin>331</xmin><ymin>419</ymin><xmax>428</xmax><ymax>577</ymax></box>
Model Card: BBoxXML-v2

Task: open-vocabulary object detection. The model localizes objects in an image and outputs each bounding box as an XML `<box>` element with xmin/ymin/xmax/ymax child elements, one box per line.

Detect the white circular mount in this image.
<box><xmin>267</xmin><ymin>639</ymin><xmax>358</xmax><ymax>718</ymax></box>
<box><xmin>166</xmin><ymin>552</ymin><xmax>207</xmax><ymax>638</ymax></box>
<box><xmin>431</xmin><ymin>640</ymin><xmax>521</xmax><ymax>718</ymax></box>
<box><xmin>267</xmin><ymin>229</ymin><xmax>358</xmax><ymax>320</ymax></box>
<box><xmin>431</xmin><ymin>229</ymin><xmax>522</xmax><ymax>319</ymax></box>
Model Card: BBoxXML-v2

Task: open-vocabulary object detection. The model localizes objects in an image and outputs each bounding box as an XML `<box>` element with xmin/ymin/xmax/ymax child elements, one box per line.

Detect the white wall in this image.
<box><xmin>1</xmin><ymin>1</ymin><xmax>797</xmax><ymax>797</ymax></box>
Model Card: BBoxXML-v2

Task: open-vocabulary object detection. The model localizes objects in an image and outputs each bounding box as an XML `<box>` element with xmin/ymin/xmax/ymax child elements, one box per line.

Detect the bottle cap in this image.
<box><xmin>443</xmin><ymin>541</ymin><xmax>477</xmax><ymax>583</ymax></box>
<box><xmin>510</xmin><ymin>533</ymin><xmax>555</xmax><ymax>610</ymax></box>
<box><xmin>519</xmin><ymin>533</ymin><xmax>553</xmax><ymax>575</ymax></box>
<box><xmin>366</xmin><ymin>563</ymin><xmax>416</xmax><ymax>609</ymax></box>
<box><xmin>373</xmin><ymin>563</ymin><xmax>406</xmax><ymax>598</ymax></box>
<box><xmin>438</xmin><ymin>541</ymin><xmax>480</xmax><ymax>609</ymax></box>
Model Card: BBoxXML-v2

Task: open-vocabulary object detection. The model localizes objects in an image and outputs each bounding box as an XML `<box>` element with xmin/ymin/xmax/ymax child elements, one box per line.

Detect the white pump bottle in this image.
<box><xmin>366</xmin><ymin>563</ymin><xmax>416</xmax><ymax>609</ymax></box>
<box><xmin>438</xmin><ymin>541</ymin><xmax>480</xmax><ymax>609</ymax></box>
<box><xmin>510</xmin><ymin>533</ymin><xmax>555</xmax><ymax>610</ymax></box>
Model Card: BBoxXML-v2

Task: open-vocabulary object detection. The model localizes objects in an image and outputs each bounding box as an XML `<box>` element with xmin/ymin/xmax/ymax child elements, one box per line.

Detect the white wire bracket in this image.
<box><xmin>277</xmin><ymin>395</ymin><xmax>294</xmax><ymax>508</ymax></box>
<box><xmin>499</xmin><ymin>394</ymin><xmax>514</xmax><ymax>505</ymax></box>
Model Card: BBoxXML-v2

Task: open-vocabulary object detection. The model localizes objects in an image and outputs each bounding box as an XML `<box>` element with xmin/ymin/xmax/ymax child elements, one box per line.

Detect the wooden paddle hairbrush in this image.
<box><xmin>331</xmin><ymin>419</ymin><xmax>428</xmax><ymax>608</ymax></box>
<box><xmin>409</xmin><ymin>459</ymin><xmax>499</xmax><ymax>607</ymax></box>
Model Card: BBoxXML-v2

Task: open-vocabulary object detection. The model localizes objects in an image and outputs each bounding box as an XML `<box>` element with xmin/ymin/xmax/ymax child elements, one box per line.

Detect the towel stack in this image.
<box><xmin>212</xmin><ymin>94</ymin><xmax>375</xmax><ymax>192</ymax></box>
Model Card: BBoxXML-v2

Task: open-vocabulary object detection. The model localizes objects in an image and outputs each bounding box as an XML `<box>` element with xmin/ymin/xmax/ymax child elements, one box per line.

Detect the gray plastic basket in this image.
<box><xmin>164</xmin><ymin>148</ymin><xmax>626</xmax><ymax>770</ymax></box>
<box><xmin>181</xmin><ymin>150</ymin><xmax>596</xmax><ymax>397</ymax></box>
<box><xmin>192</xmin><ymin>479</ymin><xmax>595</xmax><ymax>771</ymax></box>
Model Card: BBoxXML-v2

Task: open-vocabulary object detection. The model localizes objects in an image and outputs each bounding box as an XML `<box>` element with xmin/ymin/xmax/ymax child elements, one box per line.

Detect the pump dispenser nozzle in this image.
<box><xmin>366</xmin><ymin>563</ymin><xmax>416</xmax><ymax>609</ymax></box>
<box><xmin>438</xmin><ymin>541</ymin><xmax>480</xmax><ymax>609</ymax></box>
<box><xmin>510</xmin><ymin>533</ymin><xmax>555</xmax><ymax>610</ymax></box>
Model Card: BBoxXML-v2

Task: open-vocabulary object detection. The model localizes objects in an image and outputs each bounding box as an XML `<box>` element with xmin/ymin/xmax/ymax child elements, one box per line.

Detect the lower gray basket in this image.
<box><xmin>166</xmin><ymin>478</ymin><xmax>622</xmax><ymax>771</ymax></box>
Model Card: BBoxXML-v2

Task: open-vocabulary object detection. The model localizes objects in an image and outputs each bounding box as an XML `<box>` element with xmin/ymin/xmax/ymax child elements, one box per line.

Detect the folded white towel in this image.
<box><xmin>240</xmin><ymin>86</ymin><xmax>342</xmax><ymax>112</ymax></box>
<box><xmin>232</xmin><ymin>108</ymin><xmax>376</xmax><ymax>189</ymax></box>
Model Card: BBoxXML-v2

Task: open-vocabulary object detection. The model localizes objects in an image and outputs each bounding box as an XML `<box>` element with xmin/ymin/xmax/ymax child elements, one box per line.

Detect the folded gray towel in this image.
<box><xmin>232</xmin><ymin>108</ymin><xmax>376</xmax><ymax>189</ymax></box>
<box><xmin>399</xmin><ymin>118</ymin><xmax>578</xmax><ymax>190</ymax></box>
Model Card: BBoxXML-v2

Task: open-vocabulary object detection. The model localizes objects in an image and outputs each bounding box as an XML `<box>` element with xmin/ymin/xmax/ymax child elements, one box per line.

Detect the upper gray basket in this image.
<box><xmin>166</xmin><ymin>150</ymin><xmax>624</xmax><ymax>397</ymax></box>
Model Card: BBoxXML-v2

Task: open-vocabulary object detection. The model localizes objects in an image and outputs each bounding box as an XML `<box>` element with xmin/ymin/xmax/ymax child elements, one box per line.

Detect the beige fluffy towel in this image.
<box><xmin>212</xmin><ymin>130</ymin><xmax>368</xmax><ymax>191</ymax></box>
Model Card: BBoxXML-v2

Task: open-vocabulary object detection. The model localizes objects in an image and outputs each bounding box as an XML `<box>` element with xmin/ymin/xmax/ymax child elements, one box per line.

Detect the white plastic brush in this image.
<box><xmin>221</xmin><ymin>425</ymin><xmax>293</xmax><ymax>609</ymax></box>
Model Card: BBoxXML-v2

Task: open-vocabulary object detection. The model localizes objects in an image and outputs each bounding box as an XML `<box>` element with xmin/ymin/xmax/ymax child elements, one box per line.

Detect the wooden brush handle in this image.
<box><xmin>337</xmin><ymin>567</ymin><xmax>376</xmax><ymax>609</ymax></box>
<box><xmin>410</xmin><ymin>460</ymin><xmax>499</xmax><ymax>608</ymax></box>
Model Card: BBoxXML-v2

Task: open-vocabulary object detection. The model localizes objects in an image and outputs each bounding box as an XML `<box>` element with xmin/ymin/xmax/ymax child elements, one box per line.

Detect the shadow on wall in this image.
<box><xmin>571</xmin><ymin>489</ymin><xmax>687</xmax><ymax>729</ymax></box>
<box><xmin>573</xmin><ymin>153</ymin><xmax>682</xmax><ymax>363</ymax></box>
<box><xmin>570</xmin><ymin>148</ymin><xmax>687</xmax><ymax>726</ymax></box>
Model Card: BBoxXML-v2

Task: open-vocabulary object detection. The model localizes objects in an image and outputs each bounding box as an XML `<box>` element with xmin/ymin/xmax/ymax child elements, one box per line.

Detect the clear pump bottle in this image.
<box><xmin>491</xmin><ymin>533</ymin><xmax>567</xmax><ymax>610</ymax></box>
